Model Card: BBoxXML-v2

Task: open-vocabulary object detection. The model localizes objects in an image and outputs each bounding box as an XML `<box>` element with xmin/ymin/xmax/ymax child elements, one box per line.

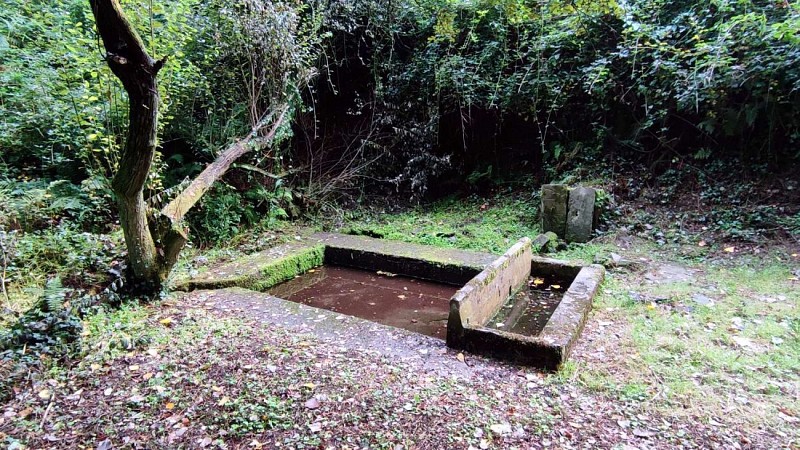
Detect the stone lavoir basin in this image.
<box><xmin>177</xmin><ymin>233</ymin><xmax>604</xmax><ymax>370</ymax></box>
<box><xmin>268</xmin><ymin>265</ymin><xmax>459</xmax><ymax>339</ymax></box>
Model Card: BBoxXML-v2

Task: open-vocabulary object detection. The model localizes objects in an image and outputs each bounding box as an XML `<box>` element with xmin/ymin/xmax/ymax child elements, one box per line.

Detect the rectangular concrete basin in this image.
<box><xmin>177</xmin><ymin>233</ymin><xmax>602</xmax><ymax>370</ymax></box>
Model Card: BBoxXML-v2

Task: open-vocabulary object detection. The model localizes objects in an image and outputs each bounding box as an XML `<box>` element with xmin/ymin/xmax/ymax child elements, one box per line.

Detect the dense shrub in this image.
<box><xmin>303</xmin><ymin>0</ymin><xmax>800</xmax><ymax>195</ymax></box>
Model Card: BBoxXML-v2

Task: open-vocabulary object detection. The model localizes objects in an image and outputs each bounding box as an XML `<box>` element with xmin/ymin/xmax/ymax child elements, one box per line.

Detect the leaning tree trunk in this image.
<box><xmin>90</xmin><ymin>0</ymin><xmax>288</xmax><ymax>293</ymax></box>
<box><xmin>90</xmin><ymin>0</ymin><xmax>165</xmax><ymax>290</ymax></box>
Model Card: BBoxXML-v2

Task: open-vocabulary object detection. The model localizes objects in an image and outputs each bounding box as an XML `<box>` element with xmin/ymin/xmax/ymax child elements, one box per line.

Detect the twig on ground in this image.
<box><xmin>39</xmin><ymin>393</ymin><xmax>55</xmax><ymax>431</ymax></box>
<box><xmin>0</xmin><ymin>231</ymin><xmax>10</xmax><ymax>306</ymax></box>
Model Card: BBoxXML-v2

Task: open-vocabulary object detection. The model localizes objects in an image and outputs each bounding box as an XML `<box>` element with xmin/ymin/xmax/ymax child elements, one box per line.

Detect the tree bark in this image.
<box><xmin>90</xmin><ymin>0</ymin><xmax>164</xmax><ymax>289</ymax></box>
<box><xmin>156</xmin><ymin>110</ymin><xmax>287</xmax><ymax>279</ymax></box>
<box><xmin>90</xmin><ymin>0</ymin><xmax>288</xmax><ymax>293</ymax></box>
<box><xmin>161</xmin><ymin>107</ymin><xmax>287</xmax><ymax>223</ymax></box>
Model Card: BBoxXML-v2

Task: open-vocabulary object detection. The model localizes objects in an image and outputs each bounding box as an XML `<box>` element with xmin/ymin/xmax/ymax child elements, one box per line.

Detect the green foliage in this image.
<box><xmin>0</xmin><ymin>178</ymin><xmax>114</xmax><ymax>232</ymax></box>
<box><xmin>10</xmin><ymin>225</ymin><xmax>123</xmax><ymax>287</ymax></box>
<box><xmin>0</xmin><ymin>0</ymin><xmax>206</xmax><ymax>184</ymax></box>
<box><xmin>0</xmin><ymin>0</ymin><xmax>114</xmax><ymax>178</ymax></box>
<box><xmin>187</xmin><ymin>178</ymin><xmax>302</xmax><ymax>245</ymax></box>
<box><xmin>0</xmin><ymin>277</ymin><xmax>83</xmax><ymax>360</ymax></box>
<box><xmin>187</xmin><ymin>183</ymin><xmax>259</xmax><ymax>243</ymax></box>
<box><xmin>316</xmin><ymin>0</ymin><xmax>800</xmax><ymax>195</ymax></box>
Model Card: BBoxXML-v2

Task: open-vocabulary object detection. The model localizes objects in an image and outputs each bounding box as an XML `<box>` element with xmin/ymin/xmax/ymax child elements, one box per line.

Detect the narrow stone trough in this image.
<box><xmin>446</xmin><ymin>239</ymin><xmax>605</xmax><ymax>370</ymax></box>
<box><xmin>176</xmin><ymin>233</ymin><xmax>603</xmax><ymax>370</ymax></box>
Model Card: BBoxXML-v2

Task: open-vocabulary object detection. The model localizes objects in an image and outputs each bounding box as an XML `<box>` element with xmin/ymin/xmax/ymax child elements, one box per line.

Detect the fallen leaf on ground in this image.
<box><xmin>165</xmin><ymin>402</ymin><xmax>175</xmax><ymax>410</ymax></box>
<box><xmin>490</xmin><ymin>423</ymin><xmax>512</xmax><ymax>435</ymax></box>
<box><xmin>633</xmin><ymin>428</ymin><xmax>656</xmax><ymax>438</ymax></box>
<box><xmin>159</xmin><ymin>317</ymin><xmax>174</xmax><ymax>326</ymax></box>
<box><xmin>457</xmin><ymin>353</ymin><xmax>465</xmax><ymax>363</ymax></box>
<box><xmin>304</xmin><ymin>398</ymin><xmax>321</xmax><ymax>409</ymax></box>
<box><xmin>724</xmin><ymin>246</ymin><xmax>735</xmax><ymax>253</ymax></box>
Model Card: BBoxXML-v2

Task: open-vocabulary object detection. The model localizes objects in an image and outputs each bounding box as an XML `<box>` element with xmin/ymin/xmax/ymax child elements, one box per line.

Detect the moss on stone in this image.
<box><xmin>251</xmin><ymin>245</ymin><xmax>325</xmax><ymax>291</ymax></box>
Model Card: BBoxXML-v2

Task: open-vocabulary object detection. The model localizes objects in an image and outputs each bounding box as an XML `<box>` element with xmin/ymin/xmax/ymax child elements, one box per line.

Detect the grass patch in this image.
<box><xmin>586</xmin><ymin>255</ymin><xmax>799</xmax><ymax>424</ymax></box>
<box><xmin>338</xmin><ymin>195</ymin><xmax>540</xmax><ymax>254</ymax></box>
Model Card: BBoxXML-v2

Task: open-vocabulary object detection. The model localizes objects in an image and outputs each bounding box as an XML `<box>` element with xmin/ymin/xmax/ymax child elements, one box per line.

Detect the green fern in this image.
<box><xmin>41</xmin><ymin>277</ymin><xmax>66</xmax><ymax>313</ymax></box>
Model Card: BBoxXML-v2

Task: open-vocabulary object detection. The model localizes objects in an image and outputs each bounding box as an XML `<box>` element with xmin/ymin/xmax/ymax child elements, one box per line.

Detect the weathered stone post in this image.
<box><xmin>540</xmin><ymin>184</ymin><xmax>597</xmax><ymax>243</ymax></box>
<box><xmin>541</xmin><ymin>184</ymin><xmax>569</xmax><ymax>237</ymax></box>
<box><xmin>565</xmin><ymin>186</ymin><xmax>596</xmax><ymax>243</ymax></box>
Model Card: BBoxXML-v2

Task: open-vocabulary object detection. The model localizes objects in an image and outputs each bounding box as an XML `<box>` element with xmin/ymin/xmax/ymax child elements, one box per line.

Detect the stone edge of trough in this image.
<box><xmin>173</xmin><ymin>232</ymin><xmax>498</xmax><ymax>291</ymax></box>
<box><xmin>446</xmin><ymin>238</ymin><xmax>533</xmax><ymax>346</ymax></box>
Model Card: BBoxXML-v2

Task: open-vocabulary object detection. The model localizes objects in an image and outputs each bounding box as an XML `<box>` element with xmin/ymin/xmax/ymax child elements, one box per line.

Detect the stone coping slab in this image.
<box><xmin>316</xmin><ymin>232</ymin><xmax>496</xmax><ymax>285</ymax></box>
<box><xmin>175</xmin><ymin>233</ymin><xmax>497</xmax><ymax>291</ymax></box>
<box><xmin>447</xmin><ymin>238</ymin><xmax>533</xmax><ymax>345</ymax></box>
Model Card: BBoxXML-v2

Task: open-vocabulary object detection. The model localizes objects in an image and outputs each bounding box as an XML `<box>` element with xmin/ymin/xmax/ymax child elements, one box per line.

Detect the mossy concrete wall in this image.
<box><xmin>537</xmin><ymin>265</ymin><xmax>604</xmax><ymax>363</ymax></box>
<box><xmin>175</xmin><ymin>231</ymin><xmax>602</xmax><ymax>371</ymax></box>
<box><xmin>175</xmin><ymin>232</ymin><xmax>497</xmax><ymax>291</ymax></box>
<box><xmin>316</xmin><ymin>232</ymin><xmax>496</xmax><ymax>285</ymax></box>
<box><xmin>174</xmin><ymin>244</ymin><xmax>324</xmax><ymax>291</ymax></box>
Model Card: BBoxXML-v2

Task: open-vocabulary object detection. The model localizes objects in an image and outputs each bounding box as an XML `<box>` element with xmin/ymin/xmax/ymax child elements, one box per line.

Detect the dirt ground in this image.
<box><xmin>1</xmin><ymin>232</ymin><xmax>798</xmax><ymax>449</ymax></box>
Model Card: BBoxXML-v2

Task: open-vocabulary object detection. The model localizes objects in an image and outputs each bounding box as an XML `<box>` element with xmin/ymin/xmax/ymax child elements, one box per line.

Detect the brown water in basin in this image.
<box><xmin>269</xmin><ymin>265</ymin><xmax>459</xmax><ymax>339</ymax></box>
<box><xmin>488</xmin><ymin>275</ymin><xmax>573</xmax><ymax>336</ymax></box>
